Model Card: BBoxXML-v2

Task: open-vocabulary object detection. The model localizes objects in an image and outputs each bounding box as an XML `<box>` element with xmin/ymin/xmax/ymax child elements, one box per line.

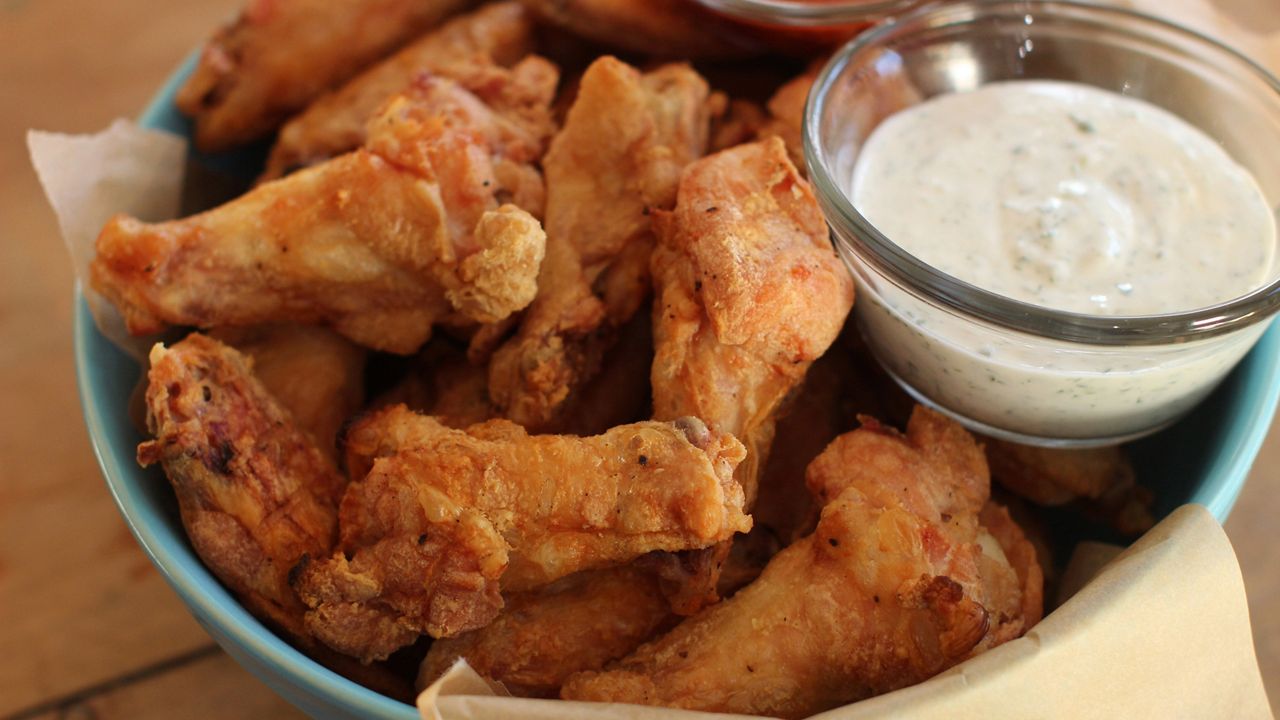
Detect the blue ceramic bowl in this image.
<box><xmin>75</xmin><ymin>54</ymin><xmax>1280</xmax><ymax>719</ymax></box>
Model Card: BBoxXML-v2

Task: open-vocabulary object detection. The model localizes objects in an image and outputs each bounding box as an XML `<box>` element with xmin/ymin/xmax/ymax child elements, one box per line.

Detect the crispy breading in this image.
<box><xmin>296</xmin><ymin>407</ymin><xmax>749</xmax><ymax>661</ymax></box>
<box><xmin>136</xmin><ymin>332</ymin><xmax>417</xmax><ymax>700</ymax></box>
<box><xmin>136</xmin><ymin>334</ymin><xmax>344</xmax><ymax>639</ymax></box>
<box><xmin>209</xmin><ymin>324</ymin><xmax>366</xmax><ymax>462</ymax></box>
<box><xmin>418</xmin><ymin>566</ymin><xmax>674</xmax><ymax>697</ymax></box>
<box><xmin>93</xmin><ymin>70</ymin><xmax>556</xmax><ymax>354</ymax></box>
<box><xmin>175</xmin><ymin>0</ymin><xmax>471</xmax><ymax>151</ymax></box>
<box><xmin>562</xmin><ymin>408</ymin><xmax>1043</xmax><ymax>717</ymax></box>
<box><xmin>645</xmin><ymin>136</ymin><xmax>854</xmax><ymax>611</ymax></box>
<box><xmin>488</xmin><ymin>57</ymin><xmax>714</xmax><ymax>430</ymax></box>
<box><xmin>261</xmin><ymin>3</ymin><xmax>539</xmax><ymax>180</ymax></box>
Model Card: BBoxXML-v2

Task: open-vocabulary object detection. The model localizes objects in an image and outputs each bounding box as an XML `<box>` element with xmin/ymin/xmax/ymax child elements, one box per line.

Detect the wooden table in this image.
<box><xmin>0</xmin><ymin>1</ymin><xmax>1274</xmax><ymax>717</ymax></box>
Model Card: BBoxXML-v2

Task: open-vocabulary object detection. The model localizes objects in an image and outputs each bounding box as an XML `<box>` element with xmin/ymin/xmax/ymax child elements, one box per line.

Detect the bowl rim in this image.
<box><xmin>691</xmin><ymin>0</ymin><xmax>928</xmax><ymax>26</ymax></box>
<box><xmin>73</xmin><ymin>52</ymin><xmax>417</xmax><ymax>720</ymax></box>
<box><xmin>804</xmin><ymin>0</ymin><xmax>1280</xmax><ymax>346</ymax></box>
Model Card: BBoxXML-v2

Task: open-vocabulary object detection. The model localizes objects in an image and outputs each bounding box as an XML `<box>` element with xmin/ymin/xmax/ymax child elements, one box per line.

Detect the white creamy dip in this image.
<box><xmin>841</xmin><ymin>81</ymin><xmax>1279</xmax><ymax>442</ymax></box>
<box><xmin>852</xmin><ymin>81</ymin><xmax>1276</xmax><ymax>314</ymax></box>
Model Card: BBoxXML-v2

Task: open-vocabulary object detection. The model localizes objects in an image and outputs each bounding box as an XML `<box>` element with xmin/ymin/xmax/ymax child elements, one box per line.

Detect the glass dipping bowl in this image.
<box><xmin>804</xmin><ymin>0</ymin><xmax>1280</xmax><ymax>446</ymax></box>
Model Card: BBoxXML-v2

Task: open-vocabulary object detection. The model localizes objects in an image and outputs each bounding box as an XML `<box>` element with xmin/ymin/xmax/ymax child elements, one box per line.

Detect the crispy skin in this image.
<box><xmin>210</xmin><ymin>325</ymin><xmax>366</xmax><ymax>462</ymax></box>
<box><xmin>418</xmin><ymin>566</ymin><xmax>673</xmax><ymax>697</ymax></box>
<box><xmin>518</xmin><ymin>0</ymin><xmax>751</xmax><ymax>59</ymax></box>
<box><xmin>135</xmin><ymin>333</ymin><xmax>413</xmax><ymax>699</ymax></box>
<box><xmin>984</xmin><ymin>439</ymin><xmax>1154</xmax><ymax>535</ymax></box>
<box><xmin>175</xmin><ymin>0</ymin><xmax>470</xmax><ymax>151</ymax></box>
<box><xmin>646</xmin><ymin>137</ymin><xmax>854</xmax><ymax>611</ymax></box>
<box><xmin>488</xmin><ymin>57</ymin><xmax>713</xmax><ymax>430</ymax></box>
<box><xmin>261</xmin><ymin>3</ymin><xmax>539</xmax><ymax>180</ymax></box>
<box><xmin>297</xmin><ymin>407</ymin><xmax>749</xmax><ymax>661</ymax></box>
<box><xmin>136</xmin><ymin>334</ymin><xmax>344</xmax><ymax>639</ymax></box>
<box><xmin>564</xmin><ymin>409</ymin><xmax>1043</xmax><ymax>717</ymax></box>
<box><xmin>93</xmin><ymin>70</ymin><xmax>556</xmax><ymax>354</ymax></box>
<box><xmin>652</xmin><ymin>136</ymin><xmax>853</xmax><ymax>506</ymax></box>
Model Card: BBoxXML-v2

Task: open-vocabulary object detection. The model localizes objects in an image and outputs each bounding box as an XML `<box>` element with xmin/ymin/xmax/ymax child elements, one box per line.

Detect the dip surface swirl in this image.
<box><xmin>850</xmin><ymin>80</ymin><xmax>1277</xmax><ymax>315</ymax></box>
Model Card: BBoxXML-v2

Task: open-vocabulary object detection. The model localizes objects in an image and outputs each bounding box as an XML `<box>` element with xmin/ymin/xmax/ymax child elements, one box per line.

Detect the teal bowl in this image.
<box><xmin>75</xmin><ymin>54</ymin><xmax>1280</xmax><ymax>718</ymax></box>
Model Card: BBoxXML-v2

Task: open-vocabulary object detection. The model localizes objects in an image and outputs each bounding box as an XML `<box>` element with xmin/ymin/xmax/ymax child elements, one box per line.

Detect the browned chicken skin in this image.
<box><xmin>418</xmin><ymin>565</ymin><xmax>674</xmax><ymax>697</ymax></box>
<box><xmin>562</xmin><ymin>408</ymin><xmax>1043</xmax><ymax>717</ymax></box>
<box><xmin>488</xmin><ymin>56</ymin><xmax>715</xmax><ymax>430</ymax></box>
<box><xmin>176</xmin><ymin>0</ymin><xmax>471</xmax><ymax>151</ymax></box>
<box><xmin>296</xmin><ymin>406</ymin><xmax>750</xmax><ymax>662</ymax></box>
<box><xmin>209</xmin><ymin>324</ymin><xmax>366</xmax><ymax>462</ymax></box>
<box><xmin>261</xmin><ymin>2</ymin><xmax>539</xmax><ymax>181</ymax></box>
<box><xmin>93</xmin><ymin>67</ymin><xmax>557</xmax><ymax>354</ymax></box>
<box><xmin>983</xmin><ymin>439</ymin><xmax>1155</xmax><ymax>535</ymax></box>
<box><xmin>138</xmin><ymin>333</ymin><xmax>344</xmax><ymax>638</ymax></box>
<box><xmin>136</xmin><ymin>333</ymin><xmax>415</xmax><ymax>699</ymax></box>
<box><xmin>647</xmin><ymin>136</ymin><xmax>854</xmax><ymax>611</ymax></box>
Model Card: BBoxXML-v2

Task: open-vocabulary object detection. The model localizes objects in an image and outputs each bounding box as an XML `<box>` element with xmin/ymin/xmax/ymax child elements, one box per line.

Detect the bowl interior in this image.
<box><xmin>76</xmin><ymin>40</ymin><xmax>1280</xmax><ymax>720</ymax></box>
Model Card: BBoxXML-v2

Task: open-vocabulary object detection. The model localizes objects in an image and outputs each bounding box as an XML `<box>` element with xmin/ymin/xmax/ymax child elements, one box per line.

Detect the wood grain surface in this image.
<box><xmin>0</xmin><ymin>1</ymin><xmax>1274</xmax><ymax>718</ymax></box>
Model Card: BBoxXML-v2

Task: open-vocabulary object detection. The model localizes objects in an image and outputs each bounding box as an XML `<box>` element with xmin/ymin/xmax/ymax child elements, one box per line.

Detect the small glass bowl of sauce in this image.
<box><xmin>804</xmin><ymin>0</ymin><xmax>1280</xmax><ymax>446</ymax></box>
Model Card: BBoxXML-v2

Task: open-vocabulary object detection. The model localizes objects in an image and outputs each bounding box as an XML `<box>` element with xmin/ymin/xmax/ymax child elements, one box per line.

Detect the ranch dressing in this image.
<box><xmin>851</xmin><ymin>81</ymin><xmax>1276</xmax><ymax>314</ymax></box>
<box><xmin>840</xmin><ymin>81</ymin><xmax>1279</xmax><ymax>442</ymax></box>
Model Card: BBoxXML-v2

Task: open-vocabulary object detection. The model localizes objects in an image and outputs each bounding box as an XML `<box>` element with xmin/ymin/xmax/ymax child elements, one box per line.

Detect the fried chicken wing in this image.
<box><xmin>209</xmin><ymin>324</ymin><xmax>366</xmax><ymax>461</ymax></box>
<box><xmin>418</xmin><ymin>566</ymin><xmax>674</xmax><ymax>697</ymax></box>
<box><xmin>645</xmin><ymin>136</ymin><xmax>854</xmax><ymax>610</ymax></box>
<box><xmin>135</xmin><ymin>332</ymin><xmax>416</xmax><ymax>699</ymax></box>
<box><xmin>93</xmin><ymin>68</ymin><xmax>557</xmax><ymax>354</ymax></box>
<box><xmin>175</xmin><ymin>0</ymin><xmax>471</xmax><ymax>151</ymax></box>
<box><xmin>261</xmin><ymin>2</ymin><xmax>539</xmax><ymax>181</ymax></box>
<box><xmin>518</xmin><ymin>0</ymin><xmax>751</xmax><ymax>60</ymax></box>
<box><xmin>984</xmin><ymin>439</ymin><xmax>1155</xmax><ymax>535</ymax></box>
<box><xmin>563</xmin><ymin>408</ymin><xmax>1043</xmax><ymax>717</ymax></box>
<box><xmin>488</xmin><ymin>56</ymin><xmax>714</xmax><ymax>430</ymax></box>
<box><xmin>296</xmin><ymin>407</ymin><xmax>749</xmax><ymax>661</ymax></box>
<box><xmin>136</xmin><ymin>333</ymin><xmax>344</xmax><ymax>639</ymax></box>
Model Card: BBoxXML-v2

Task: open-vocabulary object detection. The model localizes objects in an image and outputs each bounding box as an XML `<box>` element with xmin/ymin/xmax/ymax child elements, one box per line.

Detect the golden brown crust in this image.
<box><xmin>175</xmin><ymin>0</ymin><xmax>471</xmax><ymax>151</ymax></box>
<box><xmin>563</xmin><ymin>408</ymin><xmax>1042</xmax><ymax>717</ymax></box>
<box><xmin>136</xmin><ymin>333</ymin><xmax>344</xmax><ymax>638</ymax></box>
<box><xmin>418</xmin><ymin>566</ymin><xmax>674</xmax><ymax>697</ymax></box>
<box><xmin>488</xmin><ymin>56</ymin><xmax>714</xmax><ymax>430</ymax></box>
<box><xmin>93</xmin><ymin>71</ymin><xmax>555</xmax><ymax>354</ymax></box>
<box><xmin>297</xmin><ymin>407</ymin><xmax>749</xmax><ymax>661</ymax></box>
<box><xmin>261</xmin><ymin>3</ymin><xmax>539</xmax><ymax>181</ymax></box>
<box><xmin>645</xmin><ymin>136</ymin><xmax>854</xmax><ymax>610</ymax></box>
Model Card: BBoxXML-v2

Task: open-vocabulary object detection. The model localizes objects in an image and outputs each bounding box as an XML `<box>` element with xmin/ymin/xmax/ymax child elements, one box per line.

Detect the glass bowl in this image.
<box><xmin>804</xmin><ymin>0</ymin><xmax>1280</xmax><ymax>446</ymax></box>
<box><xmin>692</xmin><ymin>0</ymin><xmax>928</xmax><ymax>26</ymax></box>
<box><xmin>690</xmin><ymin>0</ymin><xmax>931</xmax><ymax>51</ymax></box>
